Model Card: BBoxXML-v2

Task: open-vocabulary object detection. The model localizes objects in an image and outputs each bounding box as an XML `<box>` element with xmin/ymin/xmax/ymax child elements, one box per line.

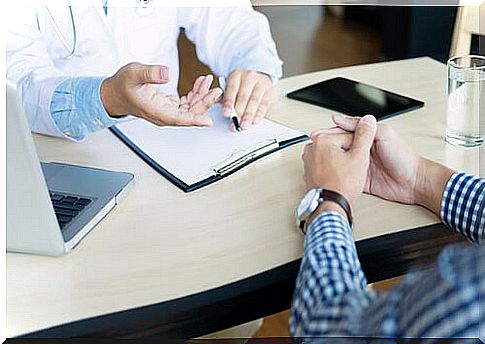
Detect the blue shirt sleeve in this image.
<box><xmin>290</xmin><ymin>172</ymin><xmax>485</xmax><ymax>339</ymax></box>
<box><xmin>441</xmin><ymin>172</ymin><xmax>485</xmax><ymax>244</ymax></box>
<box><xmin>50</xmin><ymin>77</ymin><xmax>118</xmax><ymax>141</ymax></box>
<box><xmin>289</xmin><ymin>212</ymin><xmax>371</xmax><ymax>337</ymax></box>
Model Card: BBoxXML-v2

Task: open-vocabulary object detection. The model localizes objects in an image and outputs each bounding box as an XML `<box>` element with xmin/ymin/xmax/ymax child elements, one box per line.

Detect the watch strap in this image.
<box><xmin>299</xmin><ymin>189</ymin><xmax>353</xmax><ymax>234</ymax></box>
<box><xmin>320</xmin><ymin>189</ymin><xmax>353</xmax><ymax>228</ymax></box>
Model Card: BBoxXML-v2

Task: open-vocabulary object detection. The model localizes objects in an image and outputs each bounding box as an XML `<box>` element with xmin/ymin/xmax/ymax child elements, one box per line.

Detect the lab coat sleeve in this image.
<box><xmin>178</xmin><ymin>6</ymin><xmax>283</xmax><ymax>82</ymax></box>
<box><xmin>5</xmin><ymin>7</ymin><xmax>107</xmax><ymax>140</ymax></box>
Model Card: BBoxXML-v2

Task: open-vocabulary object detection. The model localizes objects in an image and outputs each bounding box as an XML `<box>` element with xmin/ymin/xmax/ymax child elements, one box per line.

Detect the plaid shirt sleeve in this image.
<box><xmin>290</xmin><ymin>172</ymin><xmax>485</xmax><ymax>339</ymax></box>
<box><xmin>441</xmin><ymin>172</ymin><xmax>485</xmax><ymax>244</ymax></box>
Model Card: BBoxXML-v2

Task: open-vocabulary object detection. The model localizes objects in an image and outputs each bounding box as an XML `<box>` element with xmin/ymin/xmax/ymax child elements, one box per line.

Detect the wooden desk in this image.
<box><xmin>7</xmin><ymin>57</ymin><xmax>482</xmax><ymax>338</ymax></box>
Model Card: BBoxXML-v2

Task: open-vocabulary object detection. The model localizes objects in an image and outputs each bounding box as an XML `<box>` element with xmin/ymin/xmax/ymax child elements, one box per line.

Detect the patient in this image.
<box><xmin>291</xmin><ymin>114</ymin><xmax>484</xmax><ymax>339</ymax></box>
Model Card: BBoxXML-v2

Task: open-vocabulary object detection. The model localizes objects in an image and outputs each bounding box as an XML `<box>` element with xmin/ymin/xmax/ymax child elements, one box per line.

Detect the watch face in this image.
<box><xmin>296</xmin><ymin>188</ymin><xmax>320</xmax><ymax>220</ymax></box>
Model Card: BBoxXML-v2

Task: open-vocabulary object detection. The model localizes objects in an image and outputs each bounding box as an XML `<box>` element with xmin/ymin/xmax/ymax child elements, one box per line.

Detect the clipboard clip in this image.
<box><xmin>212</xmin><ymin>139</ymin><xmax>279</xmax><ymax>176</ymax></box>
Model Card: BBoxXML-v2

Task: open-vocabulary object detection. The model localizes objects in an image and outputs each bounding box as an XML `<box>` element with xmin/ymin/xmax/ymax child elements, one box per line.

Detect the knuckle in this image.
<box><xmin>126</xmin><ymin>62</ymin><xmax>139</xmax><ymax>69</ymax></box>
<box><xmin>128</xmin><ymin>62</ymin><xmax>141</xmax><ymax>72</ymax></box>
<box><xmin>247</xmin><ymin>70</ymin><xmax>257</xmax><ymax>77</ymax></box>
<box><xmin>143</xmin><ymin>68</ymin><xmax>151</xmax><ymax>81</ymax></box>
<box><xmin>312</xmin><ymin>135</ymin><xmax>322</xmax><ymax>144</ymax></box>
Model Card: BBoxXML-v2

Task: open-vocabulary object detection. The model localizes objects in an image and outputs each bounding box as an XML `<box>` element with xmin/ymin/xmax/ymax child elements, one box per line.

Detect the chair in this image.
<box><xmin>450</xmin><ymin>2</ymin><xmax>485</xmax><ymax>57</ymax></box>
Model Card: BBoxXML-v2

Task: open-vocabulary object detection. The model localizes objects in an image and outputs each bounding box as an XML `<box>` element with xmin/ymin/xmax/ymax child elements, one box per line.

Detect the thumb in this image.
<box><xmin>332</xmin><ymin>114</ymin><xmax>359</xmax><ymax>132</ymax></box>
<box><xmin>351</xmin><ymin>115</ymin><xmax>377</xmax><ymax>154</ymax></box>
<box><xmin>131</xmin><ymin>63</ymin><xmax>169</xmax><ymax>85</ymax></box>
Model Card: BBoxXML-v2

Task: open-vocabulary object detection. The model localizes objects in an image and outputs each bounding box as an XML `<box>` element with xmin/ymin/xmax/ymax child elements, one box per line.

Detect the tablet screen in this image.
<box><xmin>286</xmin><ymin>77</ymin><xmax>424</xmax><ymax>120</ymax></box>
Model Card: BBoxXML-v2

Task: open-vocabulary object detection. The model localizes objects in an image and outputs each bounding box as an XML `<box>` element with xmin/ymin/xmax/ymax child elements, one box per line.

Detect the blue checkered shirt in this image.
<box><xmin>290</xmin><ymin>172</ymin><xmax>485</xmax><ymax>341</ymax></box>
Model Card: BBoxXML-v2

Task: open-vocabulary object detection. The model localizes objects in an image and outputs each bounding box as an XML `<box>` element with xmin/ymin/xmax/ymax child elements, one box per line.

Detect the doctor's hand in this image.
<box><xmin>311</xmin><ymin>115</ymin><xmax>454</xmax><ymax>216</ymax></box>
<box><xmin>100</xmin><ymin>63</ymin><xmax>222</xmax><ymax>127</ymax></box>
<box><xmin>222</xmin><ymin>69</ymin><xmax>276</xmax><ymax>130</ymax></box>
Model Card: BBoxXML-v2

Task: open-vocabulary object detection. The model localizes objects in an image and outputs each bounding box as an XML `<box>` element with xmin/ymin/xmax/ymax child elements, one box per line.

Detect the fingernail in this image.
<box><xmin>241</xmin><ymin>120</ymin><xmax>250</xmax><ymax>129</ymax></box>
<box><xmin>253</xmin><ymin>117</ymin><xmax>262</xmax><ymax>125</ymax></box>
<box><xmin>162</xmin><ymin>68</ymin><xmax>169</xmax><ymax>80</ymax></box>
<box><xmin>334</xmin><ymin>114</ymin><xmax>344</xmax><ymax>120</ymax></box>
<box><xmin>362</xmin><ymin>115</ymin><xmax>377</xmax><ymax>125</ymax></box>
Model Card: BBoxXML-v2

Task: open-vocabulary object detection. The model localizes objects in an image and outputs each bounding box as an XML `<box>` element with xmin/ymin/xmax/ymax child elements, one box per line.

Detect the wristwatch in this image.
<box><xmin>296</xmin><ymin>188</ymin><xmax>353</xmax><ymax>234</ymax></box>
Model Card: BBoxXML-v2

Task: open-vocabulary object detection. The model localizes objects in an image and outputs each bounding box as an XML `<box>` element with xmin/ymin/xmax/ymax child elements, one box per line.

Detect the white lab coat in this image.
<box><xmin>6</xmin><ymin>4</ymin><xmax>281</xmax><ymax>137</ymax></box>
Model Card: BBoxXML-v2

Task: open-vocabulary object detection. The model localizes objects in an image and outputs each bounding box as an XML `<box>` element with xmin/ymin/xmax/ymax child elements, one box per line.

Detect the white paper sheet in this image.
<box><xmin>115</xmin><ymin>104</ymin><xmax>306</xmax><ymax>186</ymax></box>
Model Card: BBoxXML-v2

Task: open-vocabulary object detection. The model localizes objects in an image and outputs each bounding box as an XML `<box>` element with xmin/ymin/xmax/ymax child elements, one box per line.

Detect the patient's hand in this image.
<box><xmin>311</xmin><ymin>115</ymin><xmax>454</xmax><ymax>216</ymax></box>
<box><xmin>303</xmin><ymin>115</ymin><xmax>377</xmax><ymax>207</ymax></box>
<box><xmin>101</xmin><ymin>62</ymin><xmax>222</xmax><ymax>127</ymax></box>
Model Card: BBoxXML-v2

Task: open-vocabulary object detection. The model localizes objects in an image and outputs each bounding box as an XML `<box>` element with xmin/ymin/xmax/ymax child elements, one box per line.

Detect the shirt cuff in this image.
<box><xmin>228</xmin><ymin>44</ymin><xmax>283</xmax><ymax>84</ymax></box>
<box><xmin>306</xmin><ymin>211</ymin><xmax>354</xmax><ymax>249</ymax></box>
<box><xmin>440</xmin><ymin>171</ymin><xmax>485</xmax><ymax>243</ymax></box>
<box><xmin>50</xmin><ymin>77</ymin><xmax>118</xmax><ymax>141</ymax></box>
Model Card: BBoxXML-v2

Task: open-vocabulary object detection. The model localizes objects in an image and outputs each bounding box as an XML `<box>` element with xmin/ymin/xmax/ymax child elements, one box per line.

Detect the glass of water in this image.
<box><xmin>446</xmin><ymin>55</ymin><xmax>485</xmax><ymax>147</ymax></box>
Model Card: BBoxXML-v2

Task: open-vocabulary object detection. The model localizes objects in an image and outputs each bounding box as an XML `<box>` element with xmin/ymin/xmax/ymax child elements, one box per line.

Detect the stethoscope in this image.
<box><xmin>45</xmin><ymin>0</ymin><xmax>154</xmax><ymax>59</ymax></box>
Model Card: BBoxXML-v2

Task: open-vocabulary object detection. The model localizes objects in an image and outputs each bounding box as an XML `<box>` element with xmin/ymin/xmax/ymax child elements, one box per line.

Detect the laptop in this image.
<box><xmin>6</xmin><ymin>82</ymin><xmax>134</xmax><ymax>256</ymax></box>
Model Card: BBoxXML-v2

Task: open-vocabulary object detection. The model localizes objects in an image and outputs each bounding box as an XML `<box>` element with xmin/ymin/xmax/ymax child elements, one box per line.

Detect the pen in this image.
<box><xmin>219</xmin><ymin>76</ymin><xmax>242</xmax><ymax>132</ymax></box>
<box><xmin>229</xmin><ymin>108</ymin><xmax>242</xmax><ymax>132</ymax></box>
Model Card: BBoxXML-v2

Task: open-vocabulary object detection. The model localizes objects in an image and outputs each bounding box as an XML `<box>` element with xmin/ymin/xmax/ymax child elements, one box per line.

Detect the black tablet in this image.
<box><xmin>286</xmin><ymin>77</ymin><xmax>424</xmax><ymax>120</ymax></box>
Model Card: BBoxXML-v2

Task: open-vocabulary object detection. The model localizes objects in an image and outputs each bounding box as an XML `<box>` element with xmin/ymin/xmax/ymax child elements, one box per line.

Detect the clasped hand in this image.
<box><xmin>303</xmin><ymin>115</ymin><xmax>453</xmax><ymax>218</ymax></box>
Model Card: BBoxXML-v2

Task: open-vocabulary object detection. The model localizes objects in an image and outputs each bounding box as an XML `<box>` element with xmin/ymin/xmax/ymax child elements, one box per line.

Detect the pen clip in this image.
<box><xmin>212</xmin><ymin>139</ymin><xmax>279</xmax><ymax>176</ymax></box>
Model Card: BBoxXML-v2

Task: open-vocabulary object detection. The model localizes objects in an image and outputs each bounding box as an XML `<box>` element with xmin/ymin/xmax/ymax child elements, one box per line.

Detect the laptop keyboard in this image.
<box><xmin>49</xmin><ymin>192</ymin><xmax>93</xmax><ymax>230</ymax></box>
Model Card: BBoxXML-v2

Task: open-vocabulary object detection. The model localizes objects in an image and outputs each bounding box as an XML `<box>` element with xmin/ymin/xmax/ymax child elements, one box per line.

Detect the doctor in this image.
<box><xmin>6</xmin><ymin>1</ymin><xmax>283</xmax><ymax>141</ymax></box>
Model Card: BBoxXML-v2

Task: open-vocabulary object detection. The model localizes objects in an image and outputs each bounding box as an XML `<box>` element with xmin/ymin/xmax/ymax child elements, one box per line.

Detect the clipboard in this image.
<box><xmin>110</xmin><ymin>104</ymin><xmax>308</xmax><ymax>192</ymax></box>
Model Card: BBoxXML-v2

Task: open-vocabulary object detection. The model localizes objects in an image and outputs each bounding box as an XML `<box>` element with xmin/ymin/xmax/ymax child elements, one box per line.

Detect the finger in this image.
<box><xmin>131</xmin><ymin>63</ymin><xmax>170</xmax><ymax>84</ymax></box>
<box><xmin>332</xmin><ymin>114</ymin><xmax>360</xmax><ymax>132</ymax></box>
<box><xmin>351</xmin><ymin>115</ymin><xmax>378</xmax><ymax>154</ymax></box>
<box><xmin>200</xmin><ymin>75</ymin><xmax>213</xmax><ymax>93</ymax></box>
<box><xmin>312</xmin><ymin>133</ymin><xmax>353</xmax><ymax>151</ymax></box>
<box><xmin>179</xmin><ymin>96</ymin><xmax>190</xmax><ymax>112</ymax></box>
<box><xmin>310</xmin><ymin>127</ymin><xmax>348</xmax><ymax>139</ymax></box>
<box><xmin>252</xmin><ymin>89</ymin><xmax>273</xmax><ymax>125</ymax></box>
<box><xmin>240</xmin><ymin>84</ymin><xmax>265</xmax><ymax>128</ymax></box>
<box><xmin>190</xmin><ymin>75</ymin><xmax>213</xmax><ymax>106</ymax></box>
<box><xmin>190</xmin><ymin>88</ymin><xmax>223</xmax><ymax>115</ymax></box>
<box><xmin>222</xmin><ymin>73</ymin><xmax>241</xmax><ymax>117</ymax></box>
<box><xmin>235</xmin><ymin>81</ymin><xmax>257</xmax><ymax>129</ymax></box>
<box><xmin>172</xmin><ymin>111</ymin><xmax>213</xmax><ymax>127</ymax></box>
<box><xmin>186</xmin><ymin>90</ymin><xmax>194</xmax><ymax>103</ymax></box>
<box><xmin>192</xmin><ymin>75</ymin><xmax>205</xmax><ymax>93</ymax></box>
